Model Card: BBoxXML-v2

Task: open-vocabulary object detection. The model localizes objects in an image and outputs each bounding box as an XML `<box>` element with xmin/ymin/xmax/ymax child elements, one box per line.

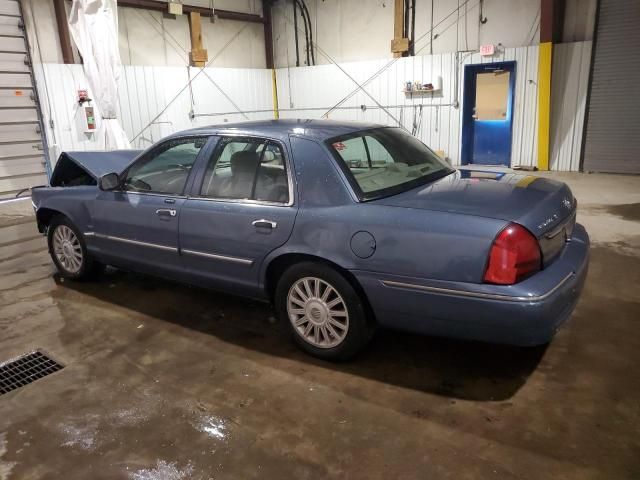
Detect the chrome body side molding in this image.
<box><xmin>91</xmin><ymin>232</ymin><xmax>178</xmax><ymax>252</ymax></box>
<box><xmin>181</xmin><ymin>249</ymin><xmax>253</xmax><ymax>266</ymax></box>
<box><xmin>86</xmin><ymin>231</ymin><xmax>253</xmax><ymax>265</ymax></box>
<box><xmin>380</xmin><ymin>272</ymin><xmax>575</xmax><ymax>303</ymax></box>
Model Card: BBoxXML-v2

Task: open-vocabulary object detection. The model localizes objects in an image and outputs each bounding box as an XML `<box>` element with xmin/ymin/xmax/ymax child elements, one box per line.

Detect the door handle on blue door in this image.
<box><xmin>156</xmin><ymin>209</ymin><xmax>177</xmax><ymax>217</ymax></box>
<box><xmin>252</xmin><ymin>219</ymin><xmax>277</xmax><ymax>229</ymax></box>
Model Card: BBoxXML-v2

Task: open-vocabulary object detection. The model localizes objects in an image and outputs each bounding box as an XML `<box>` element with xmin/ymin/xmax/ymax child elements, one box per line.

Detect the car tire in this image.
<box><xmin>275</xmin><ymin>262</ymin><xmax>373</xmax><ymax>361</ymax></box>
<box><xmin>47</xmin><ymin>215</ymin><xmax>104</xmax><ymax>280</ymax></box>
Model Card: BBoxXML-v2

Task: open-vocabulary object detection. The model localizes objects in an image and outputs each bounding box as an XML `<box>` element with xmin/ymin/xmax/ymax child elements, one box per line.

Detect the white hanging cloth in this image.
<box><xmin>68</xmin><ymin>0</ymin><xmax>131</xmax><ymax>149</ymax></box>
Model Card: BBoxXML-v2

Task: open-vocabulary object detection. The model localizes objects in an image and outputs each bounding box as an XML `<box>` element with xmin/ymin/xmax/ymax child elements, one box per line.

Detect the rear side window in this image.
<box><xmin>328</xmin><ymin>127</ymin><xmax>453</xmax><ymax>201</ymax></box>
<box><xmin>200</xmin><ymin>137</ymin><xmax>290</xmax><ymax>204</ymax></box>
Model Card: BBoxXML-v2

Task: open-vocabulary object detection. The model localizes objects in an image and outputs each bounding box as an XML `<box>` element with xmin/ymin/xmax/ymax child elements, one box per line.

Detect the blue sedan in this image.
<box><xmin>31</xmin><ymin>120</ymin><xmax>589</xmax><ymax>360</ymax></box>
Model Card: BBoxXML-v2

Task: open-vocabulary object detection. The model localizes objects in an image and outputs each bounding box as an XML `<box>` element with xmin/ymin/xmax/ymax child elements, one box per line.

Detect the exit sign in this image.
<box><xmin>480</xmin><ymin>44</ymin><xmax>495</xmax><ymax>56</ymax></box>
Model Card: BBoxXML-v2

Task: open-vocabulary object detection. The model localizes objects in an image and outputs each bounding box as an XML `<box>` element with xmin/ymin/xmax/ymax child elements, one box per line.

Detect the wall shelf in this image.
<box><xmin>403</xmin><ymin>76</ymin><xmax>442</xmax><ymax>95</ymax></box>
<box><xmin>402</xmin><ymin>87</ymin><xmax>440</xmax><ymax>94</ymax></box>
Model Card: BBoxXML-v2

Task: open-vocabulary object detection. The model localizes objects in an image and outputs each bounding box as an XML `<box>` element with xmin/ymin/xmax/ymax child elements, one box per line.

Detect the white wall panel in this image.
<box><xmin>277</xmin><ymin>54</ymin><xmax>462</xmax><ymax>161</ymax></box>
<box><xmin>36</xmin><ymin>42</ymin><xmax>590</xmax><ymax>174</ymax></box>
<box><xmin>189</xmin><ymin>67</ymin><xmax>274</xmax><ymax>127</ymax></box>
<box><xmin>277</xmin><ymin>45</ymin><xmax>541</xmax><ymax>168</ymax></box>
<box><xmin>38</xmin><ymin>64</ymin><xmax>274</xmax><ymax>167</ymax></box>
<box><xmin>550</xmin><ymin>41</ymin><xmax>592</xmax><ymax>171</ymax></box>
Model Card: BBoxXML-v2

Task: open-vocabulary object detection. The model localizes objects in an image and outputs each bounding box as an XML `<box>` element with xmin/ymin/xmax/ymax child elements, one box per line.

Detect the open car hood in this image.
<box><xmin>50</xmin><ymin>150</ymin><xmax>142</xmax><ymax>187</ymax></box>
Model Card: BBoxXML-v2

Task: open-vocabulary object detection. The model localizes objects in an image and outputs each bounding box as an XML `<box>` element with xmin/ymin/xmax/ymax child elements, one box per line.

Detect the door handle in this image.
<box><xmin>156</xmin><ymin>208</ymin><xmax>177</xmax><ymax>217</ymax></box>
<box><xmin>252</xmin><ymin>219</ymin><xmax>277</xmax><ymax>229</ymax></box>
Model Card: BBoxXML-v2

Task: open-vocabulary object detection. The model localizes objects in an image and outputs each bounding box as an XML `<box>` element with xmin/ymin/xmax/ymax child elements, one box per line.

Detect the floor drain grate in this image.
<box><xmin>0</xmin><ymin>351</ymin><xmax>64</xmax><ymax>395</ymax></box>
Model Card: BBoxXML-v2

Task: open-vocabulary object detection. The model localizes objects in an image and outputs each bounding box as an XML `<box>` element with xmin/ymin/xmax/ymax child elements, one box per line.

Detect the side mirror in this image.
<box><xmin>99</xmin><ymin>172</ymin><xmax>120</xmax><ymax>191</ymax></box>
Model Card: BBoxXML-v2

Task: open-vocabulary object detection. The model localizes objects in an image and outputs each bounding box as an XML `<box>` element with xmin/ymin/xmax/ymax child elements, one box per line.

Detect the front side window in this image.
<box><xmin>124</xmin><ymin>137</ymin><xmax>207</xmax><ymax>195</ymax></box>
<box><xmin>200</xmin><ymin>137</ymin><xmax>290</xmax><ymax>204</ymax></box>
<box><xmin>328</xmin><ymin>127</ymin><xmax>453</xmax><ymax>200</ymax></box>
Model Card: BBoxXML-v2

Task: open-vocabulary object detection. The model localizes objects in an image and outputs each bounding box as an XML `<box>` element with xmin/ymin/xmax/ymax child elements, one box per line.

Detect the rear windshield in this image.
<box><xmin>327</xmin><ymin>127</ymin><xmax>453</xmax><ymax>200</ymax></box>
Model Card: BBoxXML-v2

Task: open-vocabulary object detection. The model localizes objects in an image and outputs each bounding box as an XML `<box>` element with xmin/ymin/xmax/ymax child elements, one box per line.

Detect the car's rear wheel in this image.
<box><xmin>275</xmin><ymin>262</ymin><xmax>372</xmax><ymax>361</ymax></box>
<box><xmin>48</xmin><ymin>215</ymin><xmax>103</xmax><ymax>280</ymax></box>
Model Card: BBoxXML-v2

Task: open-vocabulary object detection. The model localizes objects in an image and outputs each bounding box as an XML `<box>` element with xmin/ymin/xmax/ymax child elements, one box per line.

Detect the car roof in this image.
<box><xmin>170</xmin><ymin>119</ymin><xmax>389</xmax><ymax>142</ymax></box>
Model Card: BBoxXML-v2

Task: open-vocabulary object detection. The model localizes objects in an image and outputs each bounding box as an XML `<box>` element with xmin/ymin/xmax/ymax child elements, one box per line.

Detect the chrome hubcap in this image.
<box><xmin>52</xmin><ymin>225</ymin><xmax>83</xmax><ymax>274</ymax></box>
<box><xmin>287</xmin><ymin>277</ymin><xmax>349</xmax><ymax>349</ymax></box>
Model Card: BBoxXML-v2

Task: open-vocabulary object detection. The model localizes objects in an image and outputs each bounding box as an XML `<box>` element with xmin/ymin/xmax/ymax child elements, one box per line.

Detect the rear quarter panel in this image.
<box><xmin>262</xmin><ymin>136</ymin><xmax>507</xmax><ymax>285</ymax></box>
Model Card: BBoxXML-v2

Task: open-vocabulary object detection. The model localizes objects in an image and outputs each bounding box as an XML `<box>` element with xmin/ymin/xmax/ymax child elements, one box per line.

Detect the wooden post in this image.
<box><xmin>52</xmin><ymin>0</ymin><xmax>74</xmax><ymax>64</ymax></box>
<box><xmin>391</xmin><ymin>0</ymin><xmax>408</xmax><ymax>57</ymax></box>
<box><xmin>188</xmin><ymin>12</ymin><xmax>208</xmax><ymax>67</ymax></box>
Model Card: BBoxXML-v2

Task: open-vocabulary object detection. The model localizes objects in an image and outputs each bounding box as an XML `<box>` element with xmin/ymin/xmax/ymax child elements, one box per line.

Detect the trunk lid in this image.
<box><xmin>372</xmin><ymin>170</ymin><xmax>576</xmax><ymax>262</ymax></box>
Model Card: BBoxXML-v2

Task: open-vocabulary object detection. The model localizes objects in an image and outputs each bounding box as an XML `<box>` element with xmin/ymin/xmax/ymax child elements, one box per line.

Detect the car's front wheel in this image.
<box><xmin>47</xmin><ymin>215</ymin><xmax>103</xmax><ymax>280</ymax></box>
<box><xmin>275</xmin><ymin>262</ymin><xmax>373</xmax><ymax>361</ymax></box>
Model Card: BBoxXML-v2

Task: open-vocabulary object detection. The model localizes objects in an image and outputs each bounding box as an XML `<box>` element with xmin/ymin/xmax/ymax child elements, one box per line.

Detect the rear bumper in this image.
<box><xmin>352</xmin><ymin>223</ymin><xmax>590</xmax><ymax>346</ymax></box>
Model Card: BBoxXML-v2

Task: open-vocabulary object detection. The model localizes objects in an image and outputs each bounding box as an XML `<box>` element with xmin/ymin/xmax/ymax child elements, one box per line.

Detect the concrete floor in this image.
<box><xmin>0</xmin><ymin>172</ymin><xmax>639</xmax><ymax>479</ymax></box>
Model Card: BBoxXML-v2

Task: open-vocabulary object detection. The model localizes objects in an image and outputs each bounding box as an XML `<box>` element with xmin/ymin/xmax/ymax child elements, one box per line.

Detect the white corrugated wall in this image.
<box><xmin>34</xmin><ymin>42</ymin><xmax>591</xmax><ymax>172</ymax></box>
<box><xmin>277</xmin><ymin>43</ymin><xmax>590</xmax><ymax>171</ymax></box>
<box><xmin>277</xmin><ymin>54</ymin><xmax>464</xmax><ymax>162</ymax></box>
<box><xmin>36</xmin><ymin>64</ymin><xmax>273</xmax><ymax>164</ymax></box>
<box><xmin>550</xmin><ymin>41</ymin><xmax>592</xmax><ymax>171</ymax></box>
<box><xmin>276</xmin><ymin>46</ymin><xmax>540</xmax><ymax>167</ymax></box>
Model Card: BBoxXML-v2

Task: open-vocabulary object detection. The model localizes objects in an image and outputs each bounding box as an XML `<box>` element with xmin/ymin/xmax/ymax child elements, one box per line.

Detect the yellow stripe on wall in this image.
<box><xmin>271</xmin><ymin>69</ymin><xmax>279</xmax><ymax>119</ymax></box>
<box><xmin>537</xmin><ymin>42</ymin><xmax>553</xmax><ymax>171</ymax></box>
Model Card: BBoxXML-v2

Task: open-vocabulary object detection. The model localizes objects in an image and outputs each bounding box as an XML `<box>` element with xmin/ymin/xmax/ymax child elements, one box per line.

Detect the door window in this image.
<box><xmin>475</xmin><ymin>71</ymin><xmax>510</xmax><ymax>120</ymax></box>
<box><xmin>124</xmin><ymin>137</ymin><xmax>207</xmax><ymax>195</ymax></box>
<box><xmin>200</xmin><ymin>137</ymin><xmax>290</xmax><ymax>204</ymax></box>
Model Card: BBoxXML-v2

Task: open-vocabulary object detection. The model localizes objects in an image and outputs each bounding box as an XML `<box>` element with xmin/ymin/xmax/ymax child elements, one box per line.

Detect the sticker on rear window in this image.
<box><xmin>332</xmin><ymin>142</ymin><xmax>346</xmax><ymax>151</ymax></box>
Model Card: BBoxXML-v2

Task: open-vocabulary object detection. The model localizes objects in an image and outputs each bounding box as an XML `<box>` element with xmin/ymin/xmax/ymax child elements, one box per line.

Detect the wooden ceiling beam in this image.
<box><xmin>116</xmin><ymin>0</ymin><xmax>265</xmax><ymax>24</ymax></box>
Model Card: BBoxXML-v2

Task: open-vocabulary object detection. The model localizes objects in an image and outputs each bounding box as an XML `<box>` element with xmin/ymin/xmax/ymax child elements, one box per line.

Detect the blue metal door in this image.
<box><xmin>461</xmin><ymin>61</ymin><xmax>516</xmax><ymax>166</ymax></box>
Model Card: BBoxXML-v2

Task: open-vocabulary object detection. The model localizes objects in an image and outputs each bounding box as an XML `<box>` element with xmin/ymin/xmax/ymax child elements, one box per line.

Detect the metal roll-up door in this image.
<box><xmin>0</xmin><ymin>0</ymin><xmax>48</xmax><ymax>200</ymax></box>
<box><xmin>582</xmin><ymin>0</ymin><xmax>640</xmax><ymax>173</ymax></box>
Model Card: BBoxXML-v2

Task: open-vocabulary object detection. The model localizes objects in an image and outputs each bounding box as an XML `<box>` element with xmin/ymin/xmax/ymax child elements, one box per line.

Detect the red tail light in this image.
<box><xmin>483</xmin><ymin>223</ymin><xmax>541</xmax><ymax>285</ymax></box>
